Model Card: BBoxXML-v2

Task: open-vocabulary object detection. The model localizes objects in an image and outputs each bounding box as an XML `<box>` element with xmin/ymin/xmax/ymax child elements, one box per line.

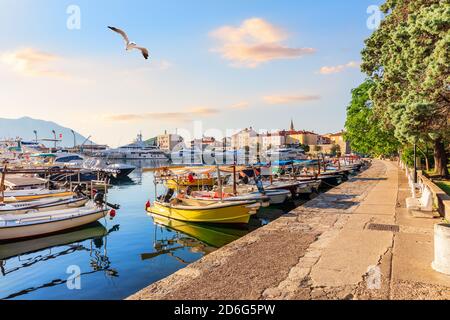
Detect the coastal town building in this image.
<box><xmin>286</xmin><ymin>130</ymin><xmax>319</xmax><ymax>146</ymax></box>
<box><xmin>260</xmin><ymin>131</ymin><xmax>286</xmax><ymax>150</ymax></box>
<box><xmin>190</xmin><ymin>136</ymin><xmax>216</xmax><ymax>151</ymax></box>
<box><xmin>231</xmin><ymin>128</ymin><xmax>259</xmax><ymax>150</ymax></box>
<box><xmin>324</xmin><ymin>131</ymin><xmax>351</xmax><ymax>155</ymax></box>
<box><xmin>157</xmin><ymin>132</ymin><xmax>184</xmax><ymax>152</ymax></box>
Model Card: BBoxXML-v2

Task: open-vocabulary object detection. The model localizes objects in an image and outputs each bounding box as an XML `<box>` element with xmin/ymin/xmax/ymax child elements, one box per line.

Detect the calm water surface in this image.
<box><xmin>0</xmin><ymin>160</ymin><xmax>304</xmax><ymax>300</ymax></box>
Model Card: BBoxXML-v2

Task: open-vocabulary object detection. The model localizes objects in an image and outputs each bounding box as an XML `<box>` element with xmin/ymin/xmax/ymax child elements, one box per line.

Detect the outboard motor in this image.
<box><xmin>160</xmin><ymin>188</ymin><xmax>175</xmax><ymax>203</ymax></box>
<box><xmin>94</xmin><ymin>192</ymin><xmax>105</xmax><ymax>206</ymax></box>
<box><xmin>72</xmin><ymin>184</ymin><xmax>85</xmax><ymax>197</ymax></box>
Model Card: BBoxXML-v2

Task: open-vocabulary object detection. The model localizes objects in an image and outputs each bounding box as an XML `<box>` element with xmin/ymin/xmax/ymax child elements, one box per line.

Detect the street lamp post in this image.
<box><xmin>71</xmin><ymin>129</ymin><xmax>76</xmax><ymax>149</ymax></box>
<box><xmin>414</xmin><ymin>143</ymin><xmax>418</xmax><ymax>184</ymax></box>
<box><xmin>52</xmin><ymin>130</ymin><xmax>56</xmax><ymax>150</ymax></box>
<box><xmin>33</xmin><ymin>130</ymin><xmax>38</xmax><ymax>143</ymax></box>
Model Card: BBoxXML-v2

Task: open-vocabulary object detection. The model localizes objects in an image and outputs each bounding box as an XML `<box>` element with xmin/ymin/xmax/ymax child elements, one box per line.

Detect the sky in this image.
<box><xmin>0</xmin><ymin>0</ymin><xmax>384</xmax><ymax>147</ymax></box>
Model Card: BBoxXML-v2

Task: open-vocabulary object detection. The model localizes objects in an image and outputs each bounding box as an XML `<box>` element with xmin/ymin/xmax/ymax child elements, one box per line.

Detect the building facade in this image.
<box><xmin>286</xmin><ymin>131</ymin><xmax>319</xmax><ymax>146</ymax></box>
<box><xmin>157</xmin><ymin>133</ymin><xmax>184</xmax><ymax>152</ymax></box>
<box><xmin>231</xmin><ymin>128</ymin><xmax>259</xmax><ymax>150</ymax></box>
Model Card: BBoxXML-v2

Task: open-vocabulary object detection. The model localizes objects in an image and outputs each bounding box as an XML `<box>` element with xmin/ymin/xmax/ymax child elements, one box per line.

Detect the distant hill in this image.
<box><xmin>145</xmin><ymin>137</ymin><xmax>158</xmax><ymax>146</ymax></box>
<box><xmin>0</xmin><ymin>117</ymin><xmax>94</xmax><ymax>147</ymax></box>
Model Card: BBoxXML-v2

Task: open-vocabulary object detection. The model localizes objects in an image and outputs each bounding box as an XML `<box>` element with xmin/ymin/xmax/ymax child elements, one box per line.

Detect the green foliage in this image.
<box><xmin>330</xmin><ymin>144</ymin><xmax>341</xmax><ymax>156</ymax></box>
<box><xmin>361</xmin><ymin>0</ymin><xmax>449</xmax><ymax>175</ymax></box>
<box><xmin>299</xmin><ymin>143</ymin><xmax>310</xmax><ymax>153</ymax></box>
<box><xmin>345</xmin><ymin>80</ymin><xmax>400</xmax><ymax>156</ymax></box>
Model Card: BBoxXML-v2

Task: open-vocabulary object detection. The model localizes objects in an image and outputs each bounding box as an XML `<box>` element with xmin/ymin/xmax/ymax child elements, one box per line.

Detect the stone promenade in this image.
<box><xmin>129</xmin><ymin>160</ymin><xmax>450</xmax><ymax>300</ymax></box>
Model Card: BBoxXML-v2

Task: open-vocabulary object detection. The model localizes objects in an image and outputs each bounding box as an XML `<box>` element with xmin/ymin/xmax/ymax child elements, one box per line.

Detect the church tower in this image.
<box><xmin>290</xmin><ymin>119</ymin><xmax>295</xmax><ymax>131</ymax></box>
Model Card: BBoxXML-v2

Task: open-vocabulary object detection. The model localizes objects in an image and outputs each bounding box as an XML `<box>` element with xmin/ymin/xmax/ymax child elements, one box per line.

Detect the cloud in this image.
<box><xmin>107</xmin><ymin>107</ymin><xmax>220</xmax><ymax>123</ymax></box>
<box><xmin>319</xmin><ymin>61</ymin><xmax>360</xmax><ymax>75</ymax></box>
<box><xmin>210</xmin><ymin>18</ymin><xmax>315</xmax><ymax>68</ymax></box>
<box><xmin>263</xmin><ymin>94</ymin><xmax>321</xmax><ymax>105</ymax></box>
<box><xmin>230</xmin><ymin>102</ymin><xmax>250</xmax><ymax>109</ymax></box>
<box><xmin>0</xmin><ymin>48</ymin><xmax>69</xmax><ymax>78</ymax></box>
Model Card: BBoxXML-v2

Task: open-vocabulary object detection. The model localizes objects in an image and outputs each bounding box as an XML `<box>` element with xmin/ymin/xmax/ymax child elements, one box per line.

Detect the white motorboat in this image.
<box><xmin>81</xmin><ymin>158</ymin><xmax>136</xmax><ymax>179</ymax></box>
<box><xmin>225</xmin><ymin>185</ymin><xmax>291</xmax><ymax>205</ymax></box>
<box><xmin>97</xmin><ymin>133</ymin><xmax>167</xmax><ymax>160</ymax></box>
<box><xmin>189</xmin><ymin>190</ymin><xmax>271</xmax><ymax>207</ymax></box>
<box><xmin>259</xmin><ymin>189</ymin><xmax>291</xmax><ymax>205</ymax></box>
<box><xmin>0</xmin><ymin>196</ymin><xmax>89</xmax><ymax>215</ymax></box>
<box><xmin>0</xmin><ymin>202</ymin><xmax>111</xmax><ymax>241</ymax></box>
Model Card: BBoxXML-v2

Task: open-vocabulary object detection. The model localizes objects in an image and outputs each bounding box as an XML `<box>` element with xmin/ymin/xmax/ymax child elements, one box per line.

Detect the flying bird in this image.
<box><xmin>108</xmin><ymin>26</ymin><xmax>149</xmax><ymax>60</ymax></box>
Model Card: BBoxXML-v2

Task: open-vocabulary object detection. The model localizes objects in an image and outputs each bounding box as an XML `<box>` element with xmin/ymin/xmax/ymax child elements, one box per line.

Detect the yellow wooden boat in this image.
<box><xmin>147</xmin><ymin>198</ymin><xmax>259</xmax><ymax>224</ymax></box>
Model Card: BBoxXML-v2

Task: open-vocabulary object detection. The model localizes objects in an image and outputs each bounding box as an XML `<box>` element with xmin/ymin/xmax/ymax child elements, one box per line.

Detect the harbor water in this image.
<box><xmin>0</xmin><ymin>160</ymin><xmax>306</xmax><ymax>300</ymax></box>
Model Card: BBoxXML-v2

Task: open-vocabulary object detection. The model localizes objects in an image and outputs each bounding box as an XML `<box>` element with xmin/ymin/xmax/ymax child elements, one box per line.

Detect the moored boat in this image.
<box><xmin>0</xmin><ymin>196</ymin><xmax>89</xmax><ymax>215</ymax></box>
<box><xmin>189</xmin><ymin>190</ymin><xmax>270</xmax><ymax>207</ymax></box>
<box><xmin>0</xmin><ymin>202</ymin><xmax>111</xmax><ymax>242</ymax></box>
<box><xmin>147</xmin><ymin>197</ymin><xmax>259</xmax><ymax>224</ymax></box>
<box><xmin>3</xmin><ymin>189</ymin><xmax>74</xmax><ymax>203</ymax></box>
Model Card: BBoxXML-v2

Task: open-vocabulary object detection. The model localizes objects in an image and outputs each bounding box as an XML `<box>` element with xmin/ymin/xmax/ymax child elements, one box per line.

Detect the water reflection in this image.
<box><xmin>0</xmin><ymin>159</ymin><xmax>304</xmax><ymax>300</ymax></box>
<box><xmin>141</xmin><ymin>215</ymin><xmax>250</xmax><ymax>265</ymax></box>
<box><xmin>0</xmin><ymin>223</ymin><xmax>119</xmax><ymax>299</ymax></box>
<box><xmin>152</xmin><ymin>214</ymin><xmax>248</xmax><ymax>248</ymax></box>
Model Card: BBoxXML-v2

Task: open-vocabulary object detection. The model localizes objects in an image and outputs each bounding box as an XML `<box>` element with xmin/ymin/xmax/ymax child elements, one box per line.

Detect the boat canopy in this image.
<box><xmin>30</xmin><ymin>153</ymin><xmax>57</xmax><ymax>158</ymax></box>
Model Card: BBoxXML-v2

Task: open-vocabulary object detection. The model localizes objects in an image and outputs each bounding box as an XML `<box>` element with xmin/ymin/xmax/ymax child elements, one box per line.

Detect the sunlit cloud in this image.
<box><xmin>106</xmin><ymin>107</ymin><xmax>221</xmax><ymax>123</ymax></box>
<box><xmin>210</xmin><ymin>18</ymin><xmax>316</xmax><ymax>68</ymax></box>
<box><xmin>0</xmin><ymin>48</ymin><xmax>69</xmax><ymax>78</ymax></box>
<box><xmin>263</xmin><ymin>94</ymin><xmax>321</xmax><ymax>105</ymax></box>
<box><xmin>230</xmin><ymin>102</ymin><xmax>250</xmax><ymax>109</ymax></box>
<box><xmin>319</xmin><ymin>61</ymin><xmax>360</xmax><ymax>75</ymax></box>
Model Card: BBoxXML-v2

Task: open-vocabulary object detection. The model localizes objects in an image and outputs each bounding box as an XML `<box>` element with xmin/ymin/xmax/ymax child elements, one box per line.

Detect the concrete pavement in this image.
<box><xmin>129</xmin><ymin>160</ymin><xmax>450</xmax><ymax>300</ymax></box>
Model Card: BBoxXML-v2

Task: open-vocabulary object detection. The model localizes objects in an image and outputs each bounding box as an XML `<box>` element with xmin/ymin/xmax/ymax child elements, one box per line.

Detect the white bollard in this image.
<box><xmin>432</xmin><ymin>223</ymin><xmax>450</xmax><ymax>275</ymax></box>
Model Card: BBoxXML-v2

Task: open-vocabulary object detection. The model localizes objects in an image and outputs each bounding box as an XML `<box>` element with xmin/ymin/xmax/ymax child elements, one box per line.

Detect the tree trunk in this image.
<box><xmin>434</xmin><ymin>139</ymin><xmax>449</xmax><ymax>177</ymax></box>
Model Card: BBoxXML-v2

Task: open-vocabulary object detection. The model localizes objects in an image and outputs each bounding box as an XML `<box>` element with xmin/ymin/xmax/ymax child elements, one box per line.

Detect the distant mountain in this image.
<box><xmin>0</xmin><ymin>117</ymin><xmax>95</xmax><ymax>147</ymax></box>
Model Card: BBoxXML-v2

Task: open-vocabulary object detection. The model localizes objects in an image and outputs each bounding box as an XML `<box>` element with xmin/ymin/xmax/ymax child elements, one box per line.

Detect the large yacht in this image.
<box><xmin>97</xmin><ymin>134</ymin><xmax>168</xmax><ymax>160</ymax></box>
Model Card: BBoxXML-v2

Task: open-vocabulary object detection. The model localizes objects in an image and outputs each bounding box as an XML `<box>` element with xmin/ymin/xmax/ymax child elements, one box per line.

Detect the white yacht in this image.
<box><xmin>97</xmin><ymin>134</ymin><xmax>168</xmax><ymax>160</ymax></box>
<box><xmin>265</xmin><ymin>147</ymin><xmax>307</xmax><ymax>162</ymax></box>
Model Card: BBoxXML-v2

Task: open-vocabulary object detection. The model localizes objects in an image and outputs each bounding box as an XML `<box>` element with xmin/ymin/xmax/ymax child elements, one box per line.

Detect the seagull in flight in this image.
<box><xmin>108</xmin><ymin>26</ymin><xmax>149</xmax><ymax>60</ymax></box>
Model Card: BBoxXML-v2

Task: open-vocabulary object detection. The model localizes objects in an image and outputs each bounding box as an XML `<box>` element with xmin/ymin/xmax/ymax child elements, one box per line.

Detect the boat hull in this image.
<box><xmin>263</xmin><ymin>190</ymin><xmax>291</xmax><ymax>205</ymax></box>
<box><xmin>0</xmin><ymin>197</ymin><xmax>89</xmax><ymax>215</ymax></box>
<box><xmin>4</xmin><ymin>191</ymin><xmax>74</xmax><ymax>203</ymax></box>
<box><xmin>147</xmin><ymin>200</ymin><xmax>256</xmax><ymax>224</ymax></box>
<box><xmin>0</xmin><ymin>208</ymin><xmax>108</xmax><ymax>242</ymax></box>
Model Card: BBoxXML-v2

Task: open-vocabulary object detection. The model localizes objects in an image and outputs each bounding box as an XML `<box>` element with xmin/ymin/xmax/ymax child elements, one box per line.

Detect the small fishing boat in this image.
<box><xmin>262</xmin><ymin>189</ymin><xmax>292</xmax><ymax>204</ymax></box>
<box><xmin>270</xmin><ymin>179</ymin><xmax>322</xmax><ymax>195</ymax></box>
<box><xmin>2</xmin><ymin>189</ymin><xmax>74</xmax><ymax>203</ymax></box>
<box><xmin>0</xmin><ymin>202</ymin><xmax>112</xmax><ymax>242</ymax></box>
<box><xmin>147</xmin><ymin>196</ymin><xmax>259</xmax><ymax>224</ymax></box>
<box><xmin>0</xmin><ymin>196</ymin><xmax>89</xmax><ymax>215</ymax></box>
<box><xmin>189</xmin><ymin>190</ymin><xmax>271</xmax><ymax>207</ymax></box>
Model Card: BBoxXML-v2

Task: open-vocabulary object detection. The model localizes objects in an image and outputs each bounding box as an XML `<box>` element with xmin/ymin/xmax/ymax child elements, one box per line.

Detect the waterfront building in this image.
<box><xmin>286</xmin><ymin>130</ymin><xmax>319</xmax><ymax>146</ymax></box>
<box><xmin>261</xmin><ymin>131</ymin><xmax>286</xmax><ymax>150</ymax></box>
<box><xmin>324</xmin><ymin>131</ymin><xmax>351</xmax><ymax>155</ymax></box>
<box><xmin>157</xmin><ymin>132</ymin><xmax>184</xmax><ymax>152</ymax></box>
<box><xmin>231</xmin><ymin>128</ymin><xmax>259</xmax><ymax>150</ymax></box>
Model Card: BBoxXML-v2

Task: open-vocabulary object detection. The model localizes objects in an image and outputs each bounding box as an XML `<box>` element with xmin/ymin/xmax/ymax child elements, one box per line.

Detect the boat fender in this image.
<box><xmin>145</xmin><ymin>200</ymin><xmax>151</xmax><ymax>209</ymax></box>
<box><xmin>109</xmin><ymin>209</ymin><xmax>116</xmax><ymax>219</ymax></box>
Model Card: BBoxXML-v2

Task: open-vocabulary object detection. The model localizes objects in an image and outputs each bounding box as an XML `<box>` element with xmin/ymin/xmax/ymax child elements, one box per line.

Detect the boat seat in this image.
<box><xmin>406</xmin><ymin>186</ymin><xmax>433</xmax><ymax>212</ymax></box>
